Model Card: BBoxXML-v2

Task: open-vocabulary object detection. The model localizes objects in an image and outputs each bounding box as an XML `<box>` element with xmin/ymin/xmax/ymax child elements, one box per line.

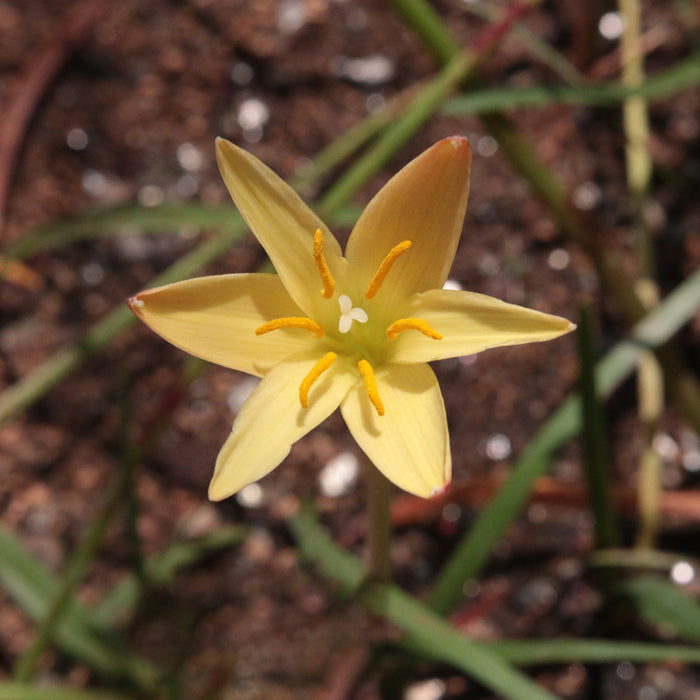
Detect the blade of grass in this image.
<box><xmin>0</xmin><ymin>524</ymin><xmax>246</xmax><ymax>685</ymax></box>
<box><xmin>0</xmin><ymin>528</ymin><xmax>157</xmax><ymax>689</ymax></box>
<box><xmin>92</xmin><ymin>525</ymin><xmax>247</xmax><ymax>626</ymax></box>
<box><xmin>391</xmin><ymin>0</ymin><xmax>583</xmax><ymax>84</ymax></box>
<box><xmin>2</xmin><ymin>203</ymin><xmax>362</xmax><ymax>262</ymax></box>
<box><xmin>613</xmin><ymin>574</ymin><xmax>700</xmax><ymax>644</ymax></box>
<box><xmin>13</xmin><ymin>458</ymin><xmax>142</xmax><ymax>681</ymax></box>
<box><xmin>590</xmin><ymin>548</ymin><xmax>700</xmax><ymax>572</ymax></box>
<box><xmin>388</xmin><ymin>0</ymin><xmax>461</xmax><ymax>64</ymax></box>
<box><xmin>428</xmin><ymin>267</ymin><xmax>700</xmax><ymax>615</ymax></box>
<box><xmin>3</xmin><ymin>203</ymin><xmax>240</xmax><ymax>260</ymax></box>
<box><xmin>457</xmin><ymin>0</ymin><xmax>585</xmax><ymax>84</ymax></box>
<box><xmin>577</xmin><ymin>305</ymin><xmax>620</xmax><ymax>549</ymax></box>
<box><xmin>0</xmin><ymin>685</ymin><xmax>130</xmax><ymax>700</ymax></box>
<box><xmin>617</xmin><ymin>0</ymin><xmax>665</xmax><ymax>551</ymax></box>
<box><xmin>289</xmin><ymin>504</ymin><xmax>561</xmax><ymax>700</ymax></box>
<box><xmin>315</xmin><ymin>51</ymin><xmax>472</xmax><ymax>217</ymax></box>
<box><xmin>316</xmin><ymin>1</ymin><xmax>538</xmax><ymax>218</ymax></box>
<box><xmin>441</xmin><ymin>53</ymin><xmax>700</xmax><ymax>113</ymax></box>
<box><xmin>288</xmin><ymin>87</ymin><xmax>424</xmax><ymax>196</ymax></box>
<box><xmin>480</xmin><ymin>638</ymin><xmax>700</xmax><ymax>665</ymax></box>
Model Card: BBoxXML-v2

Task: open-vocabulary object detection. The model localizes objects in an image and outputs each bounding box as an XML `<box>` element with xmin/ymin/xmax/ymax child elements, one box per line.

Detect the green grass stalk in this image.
<box><xmin>577</xmin><ymin>305</ymin><xmax>620</xmax><ymax>548</ymax></box>
<box><xmin>428</xmin><ymin>267</ymin><xmax>700</xmax><ymax>615</ymax></box>
<box><xmin>290</xmin><ymin>504</ymin><xmax>561</xmax><ymax>700</ymax></box>
<box><xmin>13</xmin><ymin>468</ymin><xmax>135</xmax><ymax>682</ymax></box>
<box><xmin>618</xmin><ymin>0</ymin><xmax>664</xmax><ymax>550</ymax></box>
<box><xmin>365</xmin><ymin>459</ymin><xmax>393</xmax><ymax>581</ymax></box>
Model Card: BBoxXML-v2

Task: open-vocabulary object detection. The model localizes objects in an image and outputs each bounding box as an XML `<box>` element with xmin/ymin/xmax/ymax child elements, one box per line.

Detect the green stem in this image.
<box><xmin>317</xmin><ymin>2</ymin><xmax>536</xmax><ymax>219</ymax></box>
<box><xmin>388</xmin><ymin>0</ymin><xmax>461</xmax><ymax>63</ymax></box>
<box><xmin>288</xmin><ymin>84</ymin><xmax>423</xmax><ymax>197</ymax></box>
<box><xmin>364</xmin><ymin>459</ymin><xmax>392</xmax><ymax>581</ymax></box>
<box><xmin>13</xmin><ymin>469</ymin><xmax>131</xmax><ymax>681</ymax></box>
<box><xmin>428</xmin><ymin>267</ymin><xmax>700</xmax><ymax>615</ymax></box>
<box><xmin>618</xmin><ymin>0</ymin><xmax>665</xmax><ymax>550</ymax></box>
<box><xmin>316</xmin><ymin>51</ymin><xmax>472</xmax><ymax>218</ymax></box>
<box><xmin>290</xmin><ymin>505</ymin><xmax>561</xmax><ymax>700</ymax></box>
<box><xmin>577</xmin><ymin>305</ymin><xmax>620</xmax><ymax>549</ymax></box>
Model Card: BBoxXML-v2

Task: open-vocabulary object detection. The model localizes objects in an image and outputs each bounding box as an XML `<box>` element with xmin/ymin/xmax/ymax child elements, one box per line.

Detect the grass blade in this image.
<box><xmin>577</xmin><ymin>305</ymin><xmax>620</xmax><ymax>548</ymax></box>
<box><xmin>441</xmin><ymin>53</ymin><xmax>700</xmax><ymax>114</ymax></box>
<box><xmin>0</xmin><ymin>524</ymin><xmax>245</xmax><ymax>686</ymax></box>
<box><xmin>482</xmin><ymin>638</ymin><xmax>700</xmax><ymax>665</ymax></box>
<box><xmin>0</xmin><ymin>528</ymin><xmax>156</xmax><ymax>688</ymax></box>
<box><xmin>289</xmin><ymin>505</ymin><xmax>561</xmax><ymax>700</ymax></box>
<box><xmin>614</xmin><ymin>574</ymin><xmax>700</xmax><ymax>644</ymax></box>
<box><xmin>0</xmin><ymin>685</ymin><xmax>130</xmax><ymax>700</ymax></box>
<box><xmin>428</xmin><ymin>267</ymin><xmax>700</xmax><ymax>615</ymax></box>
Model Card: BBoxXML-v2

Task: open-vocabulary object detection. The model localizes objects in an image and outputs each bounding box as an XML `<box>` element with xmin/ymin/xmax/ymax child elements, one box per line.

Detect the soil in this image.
<box><xmin>1</xmin><ymin>1</ymin><xmax>699</xmax><ymax>699</ymax></box>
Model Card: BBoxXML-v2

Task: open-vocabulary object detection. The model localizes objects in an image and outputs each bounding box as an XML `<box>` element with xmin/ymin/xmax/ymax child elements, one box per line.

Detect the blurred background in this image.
<box><xmin>0</xmin><ymin>0</ymin><xmax>699</xmax><ymax>698</ymax></box>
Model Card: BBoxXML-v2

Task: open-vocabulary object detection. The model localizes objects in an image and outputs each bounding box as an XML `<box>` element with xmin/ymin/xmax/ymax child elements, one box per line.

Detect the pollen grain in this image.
<box><xmin>357</xmin><ymin>359</ymin><xmax>385</xmax><ymax>416</ymax></box>
<box><xmin>255</xmin><ymin>317</ymin><xmax>324</xmax><ymax>337</ymax></box>
<box><xmin>364</xmin><ymin>240</ymin><xmax>412</xmax><ymax>299</ymax></box>
<box><xmin>299</xmin><ymin>352</ymin><xmax>337</xmax><ymax>408</ymax></box>
<box><xmin>386</xmin><ymin>318</ymin><xmax>442</xmax><ymax>340</ymax></box>
<box><xmin>313</xmin><ymin>228</ymin><xmax>336</xmax><ymax>299</ymax></box>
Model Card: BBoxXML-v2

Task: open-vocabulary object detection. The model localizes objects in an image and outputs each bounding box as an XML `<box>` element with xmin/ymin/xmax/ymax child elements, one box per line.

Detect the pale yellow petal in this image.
<box><xmin>341</xmin><ymin>363</ymin><xmax>450</xmax><ymax>498</ymax></box>
<box><xmin>344</xmin><ymin>137</ymin><xmax>471</xmax><ymax>306</ymax></box>
<box><xmin>389</xmin><ymin>288</ymin><xmax>576</xmax><ymax>364</ymax></box>
<box><xmin>215</xmin><ymin>138</ymin><xmax>347</xmax><ymax>315</ymax></box>
<box><xmin>209</xmin><ymin>352</ymin><xmax>355</xmax><ymax>500</ymax></box>
<box><xmin>128</xmin><ymin>273</ymin><xmax>316</xmax><ymax>377</ymax></box>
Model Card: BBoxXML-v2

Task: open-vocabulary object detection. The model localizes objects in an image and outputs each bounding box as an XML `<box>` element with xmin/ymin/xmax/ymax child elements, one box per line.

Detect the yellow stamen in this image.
<box><xmin>299</xmin><ymin>352</ymin><xmax>337</xmax><ymax>408</ymax></box>
<box><xmin>386</xmin><ymin>318</ymin><xmax>442</xmax><ymax>340</ymax></box>
<box><xmin>357</xmin><ymin>359</ymin><xmax>384</xmax><ymax>416</ymax></box>
<box><xmin>313</xmin><ymin>228</ymin><xmax>335</xmax><ymax>299</ymax></box>
<box><xmin>364</xmin><ymin>240</ymin><xmax>413</xmax><ymax>300</ymax></box>
<box><xmin>256</xmin><ymin>317</ymin><xmax>324</xmax><ymax>337</ymax></box>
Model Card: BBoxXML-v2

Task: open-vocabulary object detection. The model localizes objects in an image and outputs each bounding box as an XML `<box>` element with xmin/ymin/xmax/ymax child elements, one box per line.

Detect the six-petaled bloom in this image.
<box><xmin>128</xmin><ymin>136</ymin><xmax>575</xmax><ymax>500</ymax></box>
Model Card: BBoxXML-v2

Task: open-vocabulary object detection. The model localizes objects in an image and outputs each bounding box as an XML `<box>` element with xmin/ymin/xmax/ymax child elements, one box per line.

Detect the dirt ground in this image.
<box><xmin>1</xmin><ymin>0</ymin><xmax>699</xmax><ymax>698</ymax></box>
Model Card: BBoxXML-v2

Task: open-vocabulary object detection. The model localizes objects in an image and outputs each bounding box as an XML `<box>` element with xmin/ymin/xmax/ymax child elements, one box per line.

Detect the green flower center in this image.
<box><xmin>255</xmin><ymin>230</ymin><xmax>441</xmax><ymax>416</ymax></box>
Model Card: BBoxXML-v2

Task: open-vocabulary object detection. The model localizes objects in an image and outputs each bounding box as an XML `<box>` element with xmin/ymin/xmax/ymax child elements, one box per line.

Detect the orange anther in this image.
<box><xmin>357</xmin><ymin>359</ymin><xmax>384</xmax><ymax>416</ymax></box>
<box><xmin>386</xmin><ymin>318</ymin><xmax>442</xmax><ymax>340</ymax></box>
<box><xmin>313</xmin><ymin>229</ymin><xmax>336</xmax><ymax>299</ymax></box>
<box><xmin>299</xmin><ymin>352</ymin><xmax>337</xmax><ymax>408</ymax></box>
<box><xmin>255</xmin><ymin>317</ymin><xmax>324</xmax><ymax>337</ymax></box>
<box><xmin>364</xmin><ymin>240</ymin><xmax>412</xmax><ymax>300</ymax></box>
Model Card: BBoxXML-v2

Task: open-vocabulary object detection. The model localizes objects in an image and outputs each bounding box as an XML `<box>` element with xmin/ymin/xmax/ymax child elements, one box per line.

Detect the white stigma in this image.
<box><xmin>338</xmin><ymin>294</ymin><xmax>368</xmax><ymax>333</ymax></box>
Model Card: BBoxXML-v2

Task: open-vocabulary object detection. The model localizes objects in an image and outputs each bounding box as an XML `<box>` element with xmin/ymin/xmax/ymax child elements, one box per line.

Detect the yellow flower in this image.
<box><xmin>128</xmin><ymin>137</ymin><xmax>574</xmax><ymax>500</ymax></box>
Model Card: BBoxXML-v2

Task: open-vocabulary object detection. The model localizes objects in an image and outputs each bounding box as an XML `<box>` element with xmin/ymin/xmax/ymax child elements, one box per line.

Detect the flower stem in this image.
<box><xmin>364</xmin><ymin>458</ymin><xmax>392</xmax><ymax>581</ymax></box>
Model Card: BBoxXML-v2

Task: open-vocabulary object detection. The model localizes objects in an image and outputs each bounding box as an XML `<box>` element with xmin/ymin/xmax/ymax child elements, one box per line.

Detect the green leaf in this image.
<box><xmin>485</xmin><ymin>638</ymin><xmax>700</xmax><ymax>665</ymax></box>
<box><xmin>615</xmin><ymin>574</ymin><xmax>700</xmax><ymax>643</ymax></box>
<box><xmin>0</xmin><ymin>525</ymin><xmax>245</xmax><ymax>685</ymax></box>
<box><xmin>290</xmin><ymin>505</ymin><xmax>561</xmax><ymax>700</ymax></box>
<box><xmin>0</xmin><ymin>684</ymin><xmax>129</xmax><ymax>700</ymax></box>
<box><xmin>0</xmin><ymin>528</ymin><xmax>155</xmax><ymax>687</ymax></box>
<box><xmin>429</xmin><ymin>267</ymin><xmax>700</xmax><ymax>615</ymax></box>
<box><xmin>442</xmin><ymin>53</ymin><xmax>700</xmax><ymax>115</ymax></box>
<box><xmin>93</xmin><ymin>525</ymin><xmax>247</xmax><ymax>626</ymax></box>
<box><xmin>577</xmin><ymin>305</ymin><xmax>620</xmax><ymax>549</ymax></box>
<box><xmin>3</xmin><ymin>204</ymin><xmax>363</xmax><ymax>261</ymax></box>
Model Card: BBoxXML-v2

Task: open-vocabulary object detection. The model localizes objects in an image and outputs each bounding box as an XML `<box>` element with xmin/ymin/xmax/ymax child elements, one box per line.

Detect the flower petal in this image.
<box><xmin>390</xmin><ymin>288</ymin><xmax>576</xmax><ymax>364</ymax></box>
<box><xmin>345</xmin><ymin>137</ymin><xmax>471</xmax><ymax>306</ymax></box>
<box><xmin>341</xmin><ymin>363</ymin><xmax>450</xmax><ymax>498</ymax></box>
<box><xmin>128</xmin><ymin>273</ymin><xmax>315</xmax><ymax>377</ymax></box>
<box><xmin>216</xmin><ymin>138</ymin><xmax>346</xmax><ymax>315</ymax></box>
<box><xmin>209</xmin><ymin>352</ymin><xmax>355</xmax><ymax>500</ymax></box>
